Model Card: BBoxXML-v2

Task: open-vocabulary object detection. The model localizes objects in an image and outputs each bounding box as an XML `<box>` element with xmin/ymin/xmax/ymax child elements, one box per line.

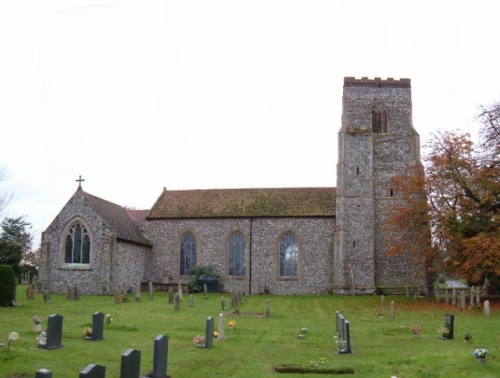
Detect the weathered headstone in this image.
<box><xmin>35</xmin><ymin>369</ymin><xmax>52</xmax><ymax>378</ymax></box>
<box><xmin>340</xmin><ymin>320</ymin><xmax>352</xmax><ymax>354</ymax></box>
<box><xmin>114</xmin><ymin>289</ymin><xmax>121</xmax><ymax>304</ymax></box>
<box><xmin>74</xmin><ymin>286</ymin><xmax>80</xmax><ymax>300</ymax></box>
<box><xmin>174</xmin><ymin>292</ymin><xmax>181</xmax><ymax>311</ymax></box>
<box><xmin>189</xmin><ymin>294</ymin><xmax>194</xmax><ymax>307</ymax></box>
<box><xmin>484</xmin><ymin>300</ymin><xmax>490</xmax><ymax>316</ymax></box>
<box><xmin>177</xmin><ymin>283</ymin><xmax>183</xmax><ymax>302</ymax></box>
<box><xmin>469</xmin><ymin>286</ymin><xmax>475</xmax><ymax>309</ymax></box>
<box><xmin>340</xmin><ymin>316</ymin><xmax>346</xmax><ymax>341</ymax></box>
<box><xmin>265</xmin><ymin>300</ymin><xmax>270</xmax><ymax>317</ymax></box>
<box><xmin>79</xmin><ymin>364</ymin><xmax>106</xmax><ymax>378</ymax></box>
<box><xmin>444</xmin><ymin>314</ymin><xmax>454</xmax><ymax>339</ymax></box>
<box><xmin>204</xmin><ymin>317</ymin><xmax>214</xmax><ymax>348</ymax></box>
<box><xmin>475</xmin><ymin>286</ymin><xmax>481</xmax><ymax>305</ymax></box>
<box><xmin>44</xmin><ymin>289</ymin><xmax>51</xmax><ymax>303</ymax></box>
<box><xmin>390</xmin><ymin>301</ymin><xmax>395</xmax><ymax>319</ymax></box>
<box><xmin>120</xmin><ymin>348</ymin><xmax>141</xmax><ymax>378</ymax></box>
<box><xmin>148</xmin><ymin>281</ymin><xmax>153</xmax><ymax>300</ymax></box>
<box><xmin>152</xmin><ymin>334</ymin><xmax>168</xmax><ymax>378</ymax></box>
<box><xmin>221</xmin><ymin>296</ymin><xmax>226</xmax><ymax>310</ymax></box>
<box><xmin>203</xmin><ymin>283</ymin><xmax>208</xmax><ymax>299</ymax></box>
<box><xmin>67</xmin><ymin>285</ymin><xmax>74</xmax><ymax>300</ymax></box>
<box><xmin>380</xmin><ymin>295</ymin><xmax>385</xmax><ymax>316</ymax></box>
<box><xmin>218</xmin><ymin>313</ymin><xmax>225</xmax><ymax>341</ymax></box>
<box><xmin>91</xmin><ymin>312</ymin><xmax>104</xmax><ymax>341</ymax></box>
<box><xmin>41</xmin><ymin>314</ymin><xmax>63</xmax><ymax>349</ymax></box>
<box><xmin>26</xmin><ymin>285</ymin><xmax>35</xmax><ymax>300</ymax></box>
<box><xmin>135</xmin><ymin>286</ymin><xmax>141</xmax><ymax>302</ymax></box>
<box><xmin>168</xmin><ymin>287</ymin><xmax>174</xmax><ymax>304</ymax></box>
<box><xmin>9</xmin><ymin>331</ymin><xmax>19</xmax><ymax>341</ymax></box>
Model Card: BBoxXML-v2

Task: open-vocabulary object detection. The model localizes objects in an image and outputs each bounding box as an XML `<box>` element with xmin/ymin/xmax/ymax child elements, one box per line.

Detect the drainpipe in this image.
<box><xmin>248</xmin><ymin>218</ymin><xmax>253</xmax><ymax>295</ymax></box>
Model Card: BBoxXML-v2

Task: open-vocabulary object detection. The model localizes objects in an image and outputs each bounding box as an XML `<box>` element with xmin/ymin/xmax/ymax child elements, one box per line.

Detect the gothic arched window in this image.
<box><xmin>228</xmin><ymin>232</ymin><xmax>246</xmax><ymax>277</ymax></box>
<box><xmin>279</xmin><ymin>232</ymin><xmax>299</xmax><ymax>277</ymax></box>
<box><xmin>64</xmin><ymin>222</ymin><xmax>91</xmax><ymax>264</ymax></box>
<box><xmin>180</xmin><ymin>232</ymin><xmax>197</xmax><ymax>276</ymax></box>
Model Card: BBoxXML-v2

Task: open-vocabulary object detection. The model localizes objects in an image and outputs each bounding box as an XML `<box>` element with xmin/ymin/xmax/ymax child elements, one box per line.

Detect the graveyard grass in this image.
<box><xmin>0</xmin><ymin>288</ymin><xmax>498</xmax><ymax>378</ymax></box>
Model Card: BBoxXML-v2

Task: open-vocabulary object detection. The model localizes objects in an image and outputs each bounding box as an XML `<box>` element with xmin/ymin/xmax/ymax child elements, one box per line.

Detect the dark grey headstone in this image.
<box><xmin>168</xmin><ymin>287</ymin><xmax>174</xmax><ymax>304</ymax></box>
<box><xmin>91</xmin><ymin>312</ymin><xmax>104</xmax><ymax>341</ymax></box>
<box><xmin>444</xmin><ymin>314</ymin><xmax>454</xmax><ymax>339</ymax></box>
<box><xmin>43</xmin><ymin>314</ymin><xmax>63</xmax><ymax>349</ymax></box>
<box><xmin>120</xmin><ymin>348</ymin><xmax>141</xmax><ymax>378</ymax></box>
<box><xmin>343</xmin><ymin>320</ymin><xmax>352</xmax><ymax>354</ymax></box>
<box><xmin>204</xmin><ymin>317</ymin><xmax>214</xmax><ymax>348</ymax></box>
<box><xmin>153</xmin><ymin>334</ymin><xmax>168</xmax><ymax>378</ymax></box>
<box><xmin>79</xmin><ymin>364</ymin><xmax>106</xmax><ymax>378</ymax></box>
<box><xmin>335</xmin><ymin>310</ymin><xmax>340</xmax><ymax>332</ymax></box>
<box><xmin>35</xmin><ymin>369</ymin><xmax>52</xmax><ymax>378</ymax></box>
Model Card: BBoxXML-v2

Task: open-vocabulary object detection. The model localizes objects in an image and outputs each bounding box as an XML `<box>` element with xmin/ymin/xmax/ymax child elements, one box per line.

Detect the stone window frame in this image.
<box><xmin>371</xmin><ymin>102</ymin><xmax>388</xmax><ymax>133</ymax></box>
<box><xmin>226</xmin><ymin>229</ymin><xmax>249</xmax><ymax>279</ymax></box>
<box><xmin>276</xmin><ymin>230</ymin><xmax>303</xmax><ymax>281</ymax></box>
<box><xmin>60</xmin><ymin>217</ymin><xmax>93</xmax><ymax>270</ymax></box>
<box><xmin>178</xmin><ymin>230</ymin><xmax>198</xmax><ymax>276</ymax></box>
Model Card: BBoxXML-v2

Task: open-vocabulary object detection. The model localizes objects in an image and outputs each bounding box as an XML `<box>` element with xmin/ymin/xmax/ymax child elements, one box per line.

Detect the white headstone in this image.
<box><xmin>8</xmin><ymin>332</ymin><xmax>19</xmax><ymax>341</ymax></box>
<box><xmin>217</xmin><ymin>313</ymin><xmax>225</xmax><ymax>341</ymax></box>
<box><xmin>484</xmin><ymin>300</ymin><xmax>490</xmax><ymax>316</ymax></box>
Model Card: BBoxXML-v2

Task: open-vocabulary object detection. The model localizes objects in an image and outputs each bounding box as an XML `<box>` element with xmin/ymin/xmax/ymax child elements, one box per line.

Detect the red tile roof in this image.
<box><xmin>148</xmin><ymin>187</ymin><xmax>336</xmax><ymax>219</ymax></box>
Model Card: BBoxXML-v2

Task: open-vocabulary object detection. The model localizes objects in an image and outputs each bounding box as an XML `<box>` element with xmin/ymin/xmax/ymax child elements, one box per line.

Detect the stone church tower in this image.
<box><xmin>334</xmin><ymin>77</ymin><xmax>425</xmax><ymax>294</ymax></box>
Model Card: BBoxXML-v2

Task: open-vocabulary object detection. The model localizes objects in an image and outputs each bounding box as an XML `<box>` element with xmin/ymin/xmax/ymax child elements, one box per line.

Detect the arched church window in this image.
<box><xmin>279</xmin><ymin>232</ymin><xmax>299</xmax><ymax>277</ymax></box>
<box><xmin>64</xmin><ymin>222</ymin><xmax>91</xmax><ymax>264</ymax></box>
<box><xmin>180</xmin><ymin>232</ymin><xmax>197</xmax><ymax>276</ymax></box>
<box><xmin>371</xmin><ymin>105</ymin><xmax>388</xmax><ymax>133</ymax></box>
<box><xmin>228</xmin><ymin>232</ymin><xmax>246</xmax><ymax>277</ymax></box>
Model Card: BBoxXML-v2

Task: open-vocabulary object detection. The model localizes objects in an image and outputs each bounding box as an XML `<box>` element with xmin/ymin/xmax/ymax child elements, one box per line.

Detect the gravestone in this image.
<box><xmin>168</xmin><ymin>287</ymin><xmax>174</xmax><ymax>304</ymax></box>
<box><xmin>35</xmin><ymin>369</ymin><xmax>52</xmax><ymax>378</ymax></box>
<box><xmin>335</xmin><ymin>310</ymin><xmax>340</xmax><ymax>333</ymax></box>
<box><xmin>135</xmin><ymin>285</ymin><xmax>141</xmax><ymax>302</ymax></box>
<box><xmin>340</xmin><ymin>315</ymin><xmax>345</xmax><ymax>341</ymax></box>
<box><xmin>91</xmin><ymin>312</ymin><xmax>104</xmax><ymax>341</ymax></box>
<box><xmin>26</xmin><ymin>285</ymin><xmax>35</xmax><ymax>300</ymax></box>
<box><xmin>390</xmin><ymin>301</ymin><xmax>395</xmax><ymax>319</ymax></box>
<box><xmin>120</xmin><ymin>348</ymin><xmax>141</xmax><ymax>378</ymax></box>
<box><xmin>74</xmin><ymin>286</ymin><xmax>80</xmax><ymax>300</ymax></box>
<box><xmin>152</xmin><ymin>334</ymin><xmax>168</xmax><ymax>378</ymax></box>
<box><xmin>41</xmin><ymin>314</ymin><xmax>63</xmax><ymax>349</ymax></box>
<box><xmin>218</xmin><ymin>313</ymin><xmax>225</xmax><ymax>341</ymax></box>
<box><xmin>67</xmin><ymin>285</ymin><xmax>74</xmax><ymax>300</ymax></box>
<box><xmin>189</xmin><ymin>294</ymin><xmax>194</xmax><ymax>307</ymax></box>
<box><xmin>221</xmin><ymin>296</ymin><xmax>226</xmax><ymax>311</ymax></box>
<box><xmin>148</xmin><ymin>281</ymin><xmax>153</xmax><ymax>300</ymax></box>
<box><xmin>339</xmin><ymin>320</ymin><xmax>352</xmax><ymax>354</ymax></box>
<box><xmin>460</xmin><ymin>290</ymin><xmax>466</xmax><ymax>309</ymax></box>
<box><xmin>80</xmin><ymin>364</ymin><xmax>105</xmax><ymax>378</ymax></box>
<box><xmin>204</xmin><ymin>317</ymin><xmax>214</xmax><ymax>349</ymax></box>
<box><xmin>469</xmin><ymin>286</ymin><xmax>475</xmax><ymax>309</ymax></box>
<box><xmin>444</xmin><ymin>314</ymin><xmax>454</xmax><ymax>339</ymax></box>
<box><xmin>174</xmin><ymin>292</ymin><xmax>181</xmax><ymax>311</ymax></box>
<box><xmin>44</xmin><ymin>289</ymin><xmax>51</xmax><ymax>303</ymax></box>
<box><xmin>484</xmin><ymin>300</ymin><xmax>490</xmax><ymax>316</ymax></box>
<box><xmin>114</xmin><ymin>289</ymin><xmax>121</xmax><ymax>304</ymax></box>
<box><xmin>265</xmin><ymin>300</ymin><xmax>270</xmax><ymax>317</ymax></box>
<box><xmin>475</xmin><ymin>287</ymin><xmax>481</xmax><ymax>305</ymax></box>
<box><xmin>203</xmin><ymin>283</ymin><xmax>208</xmax><ymax>299</ymax></box>
<box><xmin>380</xmin><ymin>295</ymin><xmax>385</xmax><ymax>316</ymax></box>
<box><xmin>177</xmin><ymin>283</ymin><xmax>183</xmax><ymax>302</ymax></box>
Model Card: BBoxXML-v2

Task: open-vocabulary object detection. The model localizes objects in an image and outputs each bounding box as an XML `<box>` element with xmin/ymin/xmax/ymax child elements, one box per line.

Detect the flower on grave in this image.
<box><xmin>473</xmin><ymin>348</ymin><xmax>489</xmax><ymax>359</ymax></box>
<box><xmin>105</xmin><ymin>314</ymin><xmax>113</xmax><ymax>324</ymax></box>
<box><xmin>32</xmin><ymin>315</ymin><xmax>42</xmax><ymax>324</ymax></box>
<box><xmin>438</xmin><ymin>327</ymin><xmax>449</xmax><ymax>338</ymax></box>
<box><xmin>228</xmin><ymin>320</ymin><xmax>236</xmax><ymax>329</ymax></box>
<box><xmin>83</xmin><ymin>326</ymin><xmax>92</xmax><ymax>337</ymax></box>
<box><xmin>410</xmin><ymin>325</ymin><xmax>421</xmax><ymax>337</ymax></box>
<box><xmin>193</xmin><ymin>335</ymin><xmax>206</xmax><ymax>345</ymax></box>
<box><xmin>310</xmin><ymin>357</ymin><xmax>327</xmax><ymax>367</ymax></box>
<box><xmin>213</xmin><ymin>331</ymin><xmax>218</xmax><ymax>338</ymax></box>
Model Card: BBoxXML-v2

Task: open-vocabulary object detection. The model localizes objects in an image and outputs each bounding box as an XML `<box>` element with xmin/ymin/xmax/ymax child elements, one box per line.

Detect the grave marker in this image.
<box><xmin>204</xmin><ymin>317</ymin><xmax>214</xmax><ymax>348</ymax></box>
<box><xmin>168</xmin><ymin>287</ymin><xmax>174</xmax><ymax>304</ymax></box>
<box><xmin>218</xmin><ymin>313</ymin><xmax>225</xmax><ymax>341</ymax></box>
<box><xmin>149</xmin><ymin>281</ymin><xmax>153</xmax><ymax>300</ymax></box>
<box><xmin>79</xmin><ymin>364</ymin><xmax>106</xmax><ymax>378</ymax></box>
<box><xmin>35</xmin><ymin>369</ymin><xmax>52</xmax><ymax>378</ymax></box>
<box><xmin>120</xmin><ymin>348</ymin><xmax>141</xmax><ymax>378</ymax></box>
<box><xmin>91</xmin><ymin>312</ymin><xmax>104</xmax><ymax>341</ymax></box>
<box><xmin>152</xmin><ymin>334</ymin><xmax>168</xmax><ymax>378</ymax></box>
<box><xmin>390</xmin><ymin>301</ymin><xmax>395</xmax><ymax>319</ymax></box>
<box><xmin>189</xmin><ymin>294</ymin><xmax>194</xmax><ymax>307</ymax></box>
<box><xmin>444</xmin><ymin>314</ymin><xmax>454</xmax><ymax>339</ymax></box>
<box><xmin>174</xmin><ymin>292</ymin><xmax>181</xmax><ymax>310</ymax></box>
<box><xmin>41</xmin><ymin>314</ymin><xmax>63</xmax><ymax>349</ymax></box>
<box><xmin>26</xmin><ymin>284</ymin><xmax>35</xmax><ymax>300</ymax></box>
<box><xmin>44</xmin><ymin>289</ymin><xmax>51</xmax><ymax>303</ymax></box>
<box><xmin>484</xmin><ymin>300</ymin><xmax>490</xmax><ymax>316</ymax></box>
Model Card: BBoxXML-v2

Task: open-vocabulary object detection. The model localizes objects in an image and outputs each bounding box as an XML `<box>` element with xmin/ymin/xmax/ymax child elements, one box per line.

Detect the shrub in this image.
<box><xmin>0</xmin><ymin>265</ymin><xmax>17</xmax><ymax>306</ymax></box>
<box><xmin>188</xmin><ymin>265</ymin><xmax>215</xmax><ymax>293</ymax></box>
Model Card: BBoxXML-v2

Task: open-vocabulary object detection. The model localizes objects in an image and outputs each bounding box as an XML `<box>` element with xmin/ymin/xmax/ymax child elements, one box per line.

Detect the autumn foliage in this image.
<box><xmin>387</xmin><ymin>103</ymin><xmax>500</xmax><ymax>285</ymax></box>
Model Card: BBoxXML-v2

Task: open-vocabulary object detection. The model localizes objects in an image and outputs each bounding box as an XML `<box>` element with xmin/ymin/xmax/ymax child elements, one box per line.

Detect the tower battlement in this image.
<box><xmin>344</xmin><ymin>76</ymin><xmax>411</xmax><ymax>88</ymax></box>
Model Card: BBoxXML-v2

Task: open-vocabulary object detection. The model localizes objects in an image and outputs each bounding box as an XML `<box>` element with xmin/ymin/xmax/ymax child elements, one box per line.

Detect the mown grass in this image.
<box><xmin>0</xmin><ymin>286</ymin><xmax>498</xmax><ymax>377</ymax></box>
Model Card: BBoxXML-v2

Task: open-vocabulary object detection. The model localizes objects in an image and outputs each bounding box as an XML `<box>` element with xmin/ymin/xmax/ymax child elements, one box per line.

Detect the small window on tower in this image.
<box><xmin>372</xmin><ymin>106</ymin><xmax>388</xmax><ymax>133</ymax></box>
<box><xmin>356</xmin><ymin>167</ymin><xmax>360</xmax><ymax>175</ymax></box>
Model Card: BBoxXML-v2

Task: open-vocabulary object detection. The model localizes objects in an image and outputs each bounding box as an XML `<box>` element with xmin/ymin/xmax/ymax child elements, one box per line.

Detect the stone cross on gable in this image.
<box><xmin>76</xmin><ymin>175</ymin><xmax>85</xmax><ymax>189</ymax></box>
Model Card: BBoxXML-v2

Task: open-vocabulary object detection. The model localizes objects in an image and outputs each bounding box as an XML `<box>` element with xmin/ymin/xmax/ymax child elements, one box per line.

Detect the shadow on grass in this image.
<box><xmin>275</xmin><ymin>365</ymin><xmax>355</xmax><ymax>374</ymax></box>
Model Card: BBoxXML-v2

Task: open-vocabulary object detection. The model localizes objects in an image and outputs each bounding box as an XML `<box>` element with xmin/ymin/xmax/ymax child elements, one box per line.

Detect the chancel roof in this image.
<box><xmin>147</xmin><ymin>187</ymin><xmax>336</xmax><ymax>219</ymax></box>
<box><xmin>81</xmin><ymin>191</ymin><xmax>152</xmax><ymax>246</ymax></box>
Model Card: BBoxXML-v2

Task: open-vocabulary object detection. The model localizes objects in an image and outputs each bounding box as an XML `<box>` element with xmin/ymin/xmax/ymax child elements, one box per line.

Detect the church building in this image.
<box><xmin>39</xmin><ymin>77</ymin><xmax>427</xmax><ymax>295</ymax></box>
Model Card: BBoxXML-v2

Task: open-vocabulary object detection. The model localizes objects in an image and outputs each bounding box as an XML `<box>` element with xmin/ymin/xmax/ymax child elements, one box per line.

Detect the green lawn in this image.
<box><xmin>0</xmin><ymin>286</ymin><xmax>498</xmax><ymax>377</ymax></box>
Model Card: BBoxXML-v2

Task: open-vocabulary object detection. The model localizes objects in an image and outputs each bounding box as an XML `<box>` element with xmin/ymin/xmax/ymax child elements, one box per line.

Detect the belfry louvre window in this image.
<box><xmin>180</xmin><ymin>232</ymin><xmax>197</xmax><ymax>275</ymax></box>
<box><xmin>64</xmin><ymin>223</ymin><xmax>90</xmax><ymax>264</ymax></box>
<box><xmin>279</xmin><ymin>232</ymin><xmax>298</xmax><ymax>277</ymax></box>
<box><xmin>228</xmin><ymin>232</ymin><xmax>246</xmax><ymax>277</ymax></box>
<box><xmin>372</xmin><ymin>107</ymin><xmax>388</xmax><ymax>133</ymax></box>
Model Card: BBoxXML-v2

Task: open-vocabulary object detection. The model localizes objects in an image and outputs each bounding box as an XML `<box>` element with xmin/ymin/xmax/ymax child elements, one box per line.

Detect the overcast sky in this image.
<box><xmin>1</xmin><ymin>0</ymin><xmax>499</xmax><ymax>246</ymax></box>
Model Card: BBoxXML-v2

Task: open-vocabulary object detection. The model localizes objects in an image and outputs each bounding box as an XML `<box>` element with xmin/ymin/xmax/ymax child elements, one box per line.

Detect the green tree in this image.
<box><xmin>0</xmin><ymin>216</ymin><xmax>33</xmax><ymax>276</ymax></box>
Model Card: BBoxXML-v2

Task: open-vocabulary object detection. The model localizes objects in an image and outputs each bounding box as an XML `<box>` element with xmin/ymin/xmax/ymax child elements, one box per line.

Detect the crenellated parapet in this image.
<box><xmin>344</xmin><ymin>76</ymin><xmax>411</xmax><ymax>88</ymax></box>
